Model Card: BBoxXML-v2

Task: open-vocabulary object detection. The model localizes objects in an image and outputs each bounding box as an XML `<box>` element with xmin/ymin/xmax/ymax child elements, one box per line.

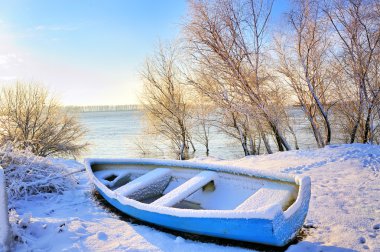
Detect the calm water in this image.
<box><xmin>78</xmin><ymin>109</ymin><xmax>320</xmax><ymax>160</ymax></box>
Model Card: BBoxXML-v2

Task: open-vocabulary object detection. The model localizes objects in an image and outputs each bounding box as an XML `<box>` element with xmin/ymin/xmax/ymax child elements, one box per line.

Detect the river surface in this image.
<box><xmin>78</xmin><ymin>109</ymin><xmax>329</xmax><ymax>160</ymax></box>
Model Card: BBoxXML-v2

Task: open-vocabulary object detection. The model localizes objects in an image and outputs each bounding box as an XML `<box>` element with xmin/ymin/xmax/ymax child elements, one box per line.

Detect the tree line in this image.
<box><xmin>140</xmin><ymin>0</ymin><xmax>380</xmax><ymax>159</ymax></box>
<box><xmin>65</xmin><ymin>104</ymin><xmax>142</xmax><ymax>113</ymax></box>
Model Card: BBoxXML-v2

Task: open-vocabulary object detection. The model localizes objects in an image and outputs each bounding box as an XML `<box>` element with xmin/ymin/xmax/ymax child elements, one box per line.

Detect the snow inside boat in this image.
<box><xmin>85</xmin><ymin>158</ymin><xmax>311</xmax><ymax>246</ymax></box>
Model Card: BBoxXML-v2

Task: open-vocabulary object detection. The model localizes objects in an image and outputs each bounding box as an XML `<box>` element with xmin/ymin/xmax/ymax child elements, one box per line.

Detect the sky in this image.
<box><xmin>0</xmin><ymin>0</ymin><xmax>290</xmax><ymax>106</ymax></box>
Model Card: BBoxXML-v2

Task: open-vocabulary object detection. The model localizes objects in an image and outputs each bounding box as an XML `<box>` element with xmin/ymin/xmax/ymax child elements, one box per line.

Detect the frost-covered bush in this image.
<box><xmin>0</xmin><ymin>143</ymin><xmax>76</xmax><ymax>202</ymax></box>
<box><xmin>0</xmin><ymin>82</ymin><xmax>88</xmax><ymax>157</ymax></box>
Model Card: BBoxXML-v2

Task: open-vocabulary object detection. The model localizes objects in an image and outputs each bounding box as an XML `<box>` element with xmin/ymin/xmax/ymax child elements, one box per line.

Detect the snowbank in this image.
<box><xmin>5</xmin><ymin>144</ymin><xmax>380</xmax><ymax>251</ymax></box>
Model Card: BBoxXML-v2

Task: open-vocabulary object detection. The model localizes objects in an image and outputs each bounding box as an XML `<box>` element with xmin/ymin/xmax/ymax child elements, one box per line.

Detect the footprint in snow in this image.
<box><xmin>368</xmin><ymin>233</ymin><xmax>377</xmax><ymax>238</ymax></box>
<box><xmin>76</xmin><ymin>227</ymin><xmax>87</xmax><ymax>235</ymax></box>
<box><xmin>97</xmin><ymin>231</ymin><xmax>108</xmax><ymax>241</ymax></box>
<box><xmin>358</xmin><ymin>237</ymin><xmax>366</xmax><ymax>244</ymax></box>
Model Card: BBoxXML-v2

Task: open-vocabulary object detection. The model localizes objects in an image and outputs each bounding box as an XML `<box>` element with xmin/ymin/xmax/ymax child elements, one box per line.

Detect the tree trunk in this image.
<box><xmin>303</xmin><ymin>104</ymin><xmax>324</xmax><ymax>148</ymax></box>
<box><xmin>180</xmin><ymin>125</ymin><xmax>188</xmax><ymax>160</ymax></box>
<box><xmin>179</xmin><ymin>143</ymin><xmax>185</xmax><ymax>160</ymax></box>
<box><xmin>324</xmin><ymin>115</ymin><xmax>332</xmax><ymax>146</ymax></box>
<box><xmin>188</xmin><ymin>137</ymin><xmax>196</xmax><ymax>152</ymax></box>
<box><xmin>351</xmin><ymin>81</ymin><xmax>366</xmax><ymax>143</ymax></box>
<box><xmin>275</xmin><ymin>133</ymin><xmax>284</xmax><ymax>152</ymax></box>
<box><xmin>237</xmin><ymin>125</ymin><xmax>250</xmax><ymax>156</ymax></box>
<box><xmin>249</xmin><ymin>135</ymin><xmax>256</xmax><ymax>155</ymax></box>
<box><xmin>288</xmin><ymin>125</ymin><xmax>299</xmax><ymax>150</ymax></box>
<box><xmin>310</xmin><ymin>116</ymin><xmax>324</xmax><ymax>148</ymax></box>
<box><xmin>363</xmin><ymin>106</ymin><xmax>372</xmax><ymax>143</ymax></box>
<box><xmin>269</xmin><ymin>121</ymin><xmax>291</xmax><ymax>151</ymax></box>
<box><xmin>261</xmin><ymin>133</ymin><xmax>272</xmax><ymax>154</ymax></box>
<box><xmin>257</xmin><ymin>136</ymin><xmax>261</xmax><ymax>155</ymax></box>
<box><xmin>302</xmin><ymin>61</ymin><xmax>332</xmax><ymax>146</ymax></box>
<box><xmin>256</xmin><ymin>123</ymin><xmax>272</xmax><ymax>154</ymax></box>
<box><xmin>350</xmin><ymin>116</ymin><xmax>360</xmax><ymax>144</ymax></box>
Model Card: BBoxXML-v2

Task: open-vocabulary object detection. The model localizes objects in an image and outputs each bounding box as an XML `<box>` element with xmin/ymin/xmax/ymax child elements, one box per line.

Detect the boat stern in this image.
<box><xmin>272</xmin><ymin>175</ymin><xmax>311</xmax><ymax>246</ymax></box>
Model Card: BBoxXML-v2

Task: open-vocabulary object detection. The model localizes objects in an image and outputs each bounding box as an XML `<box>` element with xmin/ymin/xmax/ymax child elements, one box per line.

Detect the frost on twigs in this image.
<box><xmin>0</xmin><ymin>142</ymin><xmax>76</xmax><ymax>202</ymax></box>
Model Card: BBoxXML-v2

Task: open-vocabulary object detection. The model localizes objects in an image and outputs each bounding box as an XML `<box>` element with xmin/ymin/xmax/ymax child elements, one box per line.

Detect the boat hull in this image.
<box><xmin>96</xmin><ymin>186</ymin><xmax>284</xmax><ymax>246</ymax></box>
<box><xmin>86</xmin><ymin>158</ymin><xmax>311</xmax><ymax>246</ymax></box>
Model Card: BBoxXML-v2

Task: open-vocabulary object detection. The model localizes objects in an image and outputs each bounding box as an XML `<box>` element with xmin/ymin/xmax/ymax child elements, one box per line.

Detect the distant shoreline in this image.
<box><xmin>65</xmin><ymin>104</ymin><xmax>307</xmax><ymax>113</ymax></box>
<box><xmin>65</xmin><ymin>104</ymin><xmax>143</xmax><ymax>113</ymax></box>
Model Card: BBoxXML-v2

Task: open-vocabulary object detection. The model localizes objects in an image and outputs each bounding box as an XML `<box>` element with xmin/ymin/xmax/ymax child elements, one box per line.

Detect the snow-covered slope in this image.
<box><xmin>7</xmin><ymin>144</ymin><xmax>380</xmax><ymax>251</ymax></box>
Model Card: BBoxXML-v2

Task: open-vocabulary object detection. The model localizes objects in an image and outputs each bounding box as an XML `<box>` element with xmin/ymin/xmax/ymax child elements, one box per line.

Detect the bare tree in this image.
<box><xmin>140</xmin><ymin>42</ymin><xmax>194</xmax><ymax>160</ymax></box>
<box><xmin>276</xmin><ymin>0</ymin><xmax>334</xmax><ymax>148</ymax></box>
<box><xmin>324</xmin><ymin>0</ymin><xmax>380</xmax><ymax>143</ymax></box>
<box><xmin>266</xmin><ymin>80</ymin><xmax>300</xmax><ymax>150</ymax></box>
<box><xmin>187</xmin><ymin>70</ymin><xmax>271</xmax><ymax>155</ymax></box>
<box><xmin>0</xmin><ymin>82</ymin><xmax>88</xmax><ymax>157</ymax></box>
<box><xmin>217</xmin><ymin>109</ymin><xmax>262</xmax><ymax>155</ymax></box>
<box><xmin>185</xmin><ymin>0</ymin><xmax>292</xmax><ymax>153</ymax></box>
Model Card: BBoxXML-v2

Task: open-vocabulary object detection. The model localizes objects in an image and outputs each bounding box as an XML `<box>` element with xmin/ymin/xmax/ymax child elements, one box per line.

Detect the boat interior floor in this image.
<box><xmin>94</xmin><ymin>167</ymin><xmax>297</xmax><ymax>211</ymax></box>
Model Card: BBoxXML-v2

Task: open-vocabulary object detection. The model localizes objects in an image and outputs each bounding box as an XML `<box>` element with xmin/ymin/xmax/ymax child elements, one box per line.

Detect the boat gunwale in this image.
<box><xmin>84</xmin><ymin>158</ymin><xmax>310</xmax><ymax>220</ymax></box>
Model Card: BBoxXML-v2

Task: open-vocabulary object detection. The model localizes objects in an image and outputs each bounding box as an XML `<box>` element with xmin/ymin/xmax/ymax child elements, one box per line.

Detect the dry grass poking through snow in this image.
<box><xmin>0</xmin><ymin>143</ymin><xmax>77</xmax><ymax>203</ymax></box>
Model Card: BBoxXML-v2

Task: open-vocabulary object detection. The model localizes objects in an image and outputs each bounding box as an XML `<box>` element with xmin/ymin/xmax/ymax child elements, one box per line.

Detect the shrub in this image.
<box><xmin>0</xmin><ymin>82</ymin><xmax>88</xmax><ymax>157</ymax></box>
<box><xmin>0</xmin><ymin>143</ymin><xmax>77</xmax><ymax>202</ymax></box>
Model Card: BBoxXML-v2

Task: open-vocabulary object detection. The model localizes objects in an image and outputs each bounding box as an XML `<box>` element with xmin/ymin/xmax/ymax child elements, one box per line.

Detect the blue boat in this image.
<box><xmin>85</xmin><ymin>158</ymin><xmax>311</xmax><ymax>246</ymax></box>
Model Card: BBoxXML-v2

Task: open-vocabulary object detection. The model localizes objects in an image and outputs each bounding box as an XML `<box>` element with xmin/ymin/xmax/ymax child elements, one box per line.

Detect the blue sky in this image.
<box><xmin>0</xmin><ymin>0</ymin><xmax>289</xmax><ymax>105</ymax></box>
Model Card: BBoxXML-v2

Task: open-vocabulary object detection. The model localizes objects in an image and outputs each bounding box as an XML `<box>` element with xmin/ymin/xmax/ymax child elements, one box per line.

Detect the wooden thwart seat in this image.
<box><xmin>114</xmin><ymin>168</ymin><xmax>172</xmax><ymax>197</ymax></box>
<box><xmin>235</xmin><ymin>184</ymin><xmax>293</xmax><ymax>211</ymax></box>
<box><xmin>152</xmin><ymin>171</ymin><xmax>217</xmax><ymax>207</ymax></box>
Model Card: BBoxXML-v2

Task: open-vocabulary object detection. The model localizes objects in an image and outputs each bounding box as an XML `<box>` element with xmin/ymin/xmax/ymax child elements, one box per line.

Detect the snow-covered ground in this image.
<box><xmin>5</xmin><ymin>144</ymin><xmax>380</xmax><ymax>251</ymax></box>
